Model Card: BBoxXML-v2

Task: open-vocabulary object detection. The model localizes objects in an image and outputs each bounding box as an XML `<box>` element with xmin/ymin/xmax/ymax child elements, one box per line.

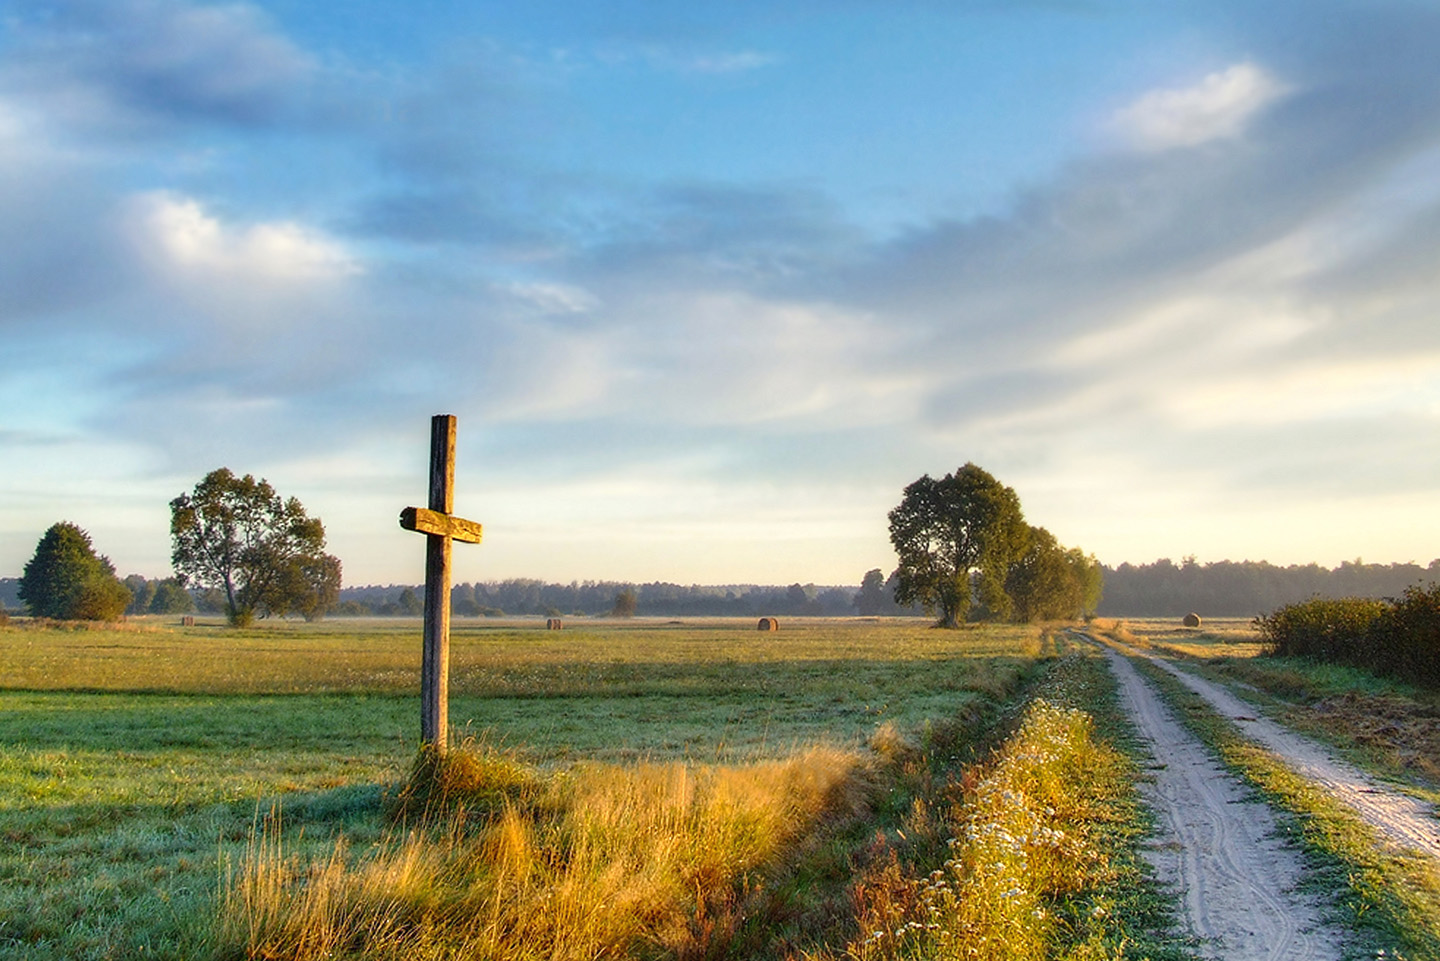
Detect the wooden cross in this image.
<box><xmin>400</xmin><ymin>414</ymin><xmax>483</xmax><ymax>753</ymax></box>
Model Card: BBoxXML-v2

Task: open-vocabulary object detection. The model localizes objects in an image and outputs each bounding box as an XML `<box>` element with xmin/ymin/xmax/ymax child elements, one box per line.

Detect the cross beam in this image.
<box><xmin>400</xmin><ymin>414</ymin><xmax>483</xmax><ymax>753</ymax></box>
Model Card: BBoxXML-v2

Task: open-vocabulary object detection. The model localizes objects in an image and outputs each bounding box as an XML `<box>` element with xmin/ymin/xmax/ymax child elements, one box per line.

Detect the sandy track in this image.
<box><xmin>1118</xmin><ymin>641</ymin><xmax>1440</xmax><ymax>862</ymax></box>
<box><xmin>1103</xmin><ymin>647</ymin><xmax>1343</xmax><ymax>960</ymax></box>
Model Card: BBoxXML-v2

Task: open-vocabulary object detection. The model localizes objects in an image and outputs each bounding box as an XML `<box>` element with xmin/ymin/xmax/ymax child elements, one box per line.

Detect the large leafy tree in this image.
<box><xmin>170</xmin><ymin>468</ymin><xmax>341</xmax><ymax>626</ymax></box>
<box><xmin>888</xmin><ymin>464</ymin><xmax>1028</xmax><ymax>627</ymax></box>
<box><xmin>19</xmin><ymin>522</ymin><xmax>132</xmax><ymax>621</ymax></box>
<box><xmin>1005</xmin><ymin>526</ymin><xmax>1104</xmax><ymax>622</ymax></box>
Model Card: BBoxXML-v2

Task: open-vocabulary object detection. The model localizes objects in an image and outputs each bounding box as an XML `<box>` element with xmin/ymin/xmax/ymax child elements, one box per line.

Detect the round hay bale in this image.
<box><xmin>1182</xmin><ymin>612</ymin><xmax>1202</xmax><ymax>628</ymax></box>
<box><xmin>546</xmin><ymin>617</ymin><xmax>563</xmax><ymax>630</ymax></box>
<box><xmin>757</xmin><ymin>617</ymin><xmax>779</xmax><ymax>632</ymax></box>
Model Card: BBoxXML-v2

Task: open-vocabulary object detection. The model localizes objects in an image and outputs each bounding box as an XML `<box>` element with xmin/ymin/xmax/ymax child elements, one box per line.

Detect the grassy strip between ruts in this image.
<box><xmin>1119</xmin><ymin>649</ymin><xmax>1440</xmax><ymax>961</ymax></box>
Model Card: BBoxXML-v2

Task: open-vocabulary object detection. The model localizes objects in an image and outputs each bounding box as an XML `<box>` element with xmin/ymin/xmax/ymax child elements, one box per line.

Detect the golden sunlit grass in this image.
<box><xmin>219</xmin><ymin>743</ymin><xmax>872</xmax><ymax>960</ymax></box>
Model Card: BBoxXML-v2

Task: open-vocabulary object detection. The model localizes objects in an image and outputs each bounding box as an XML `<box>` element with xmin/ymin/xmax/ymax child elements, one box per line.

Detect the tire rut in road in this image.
<box><xmin>1105</xmin><ymin>648</ymin><xmax>1343</xmax><ymax>961</ymax></box>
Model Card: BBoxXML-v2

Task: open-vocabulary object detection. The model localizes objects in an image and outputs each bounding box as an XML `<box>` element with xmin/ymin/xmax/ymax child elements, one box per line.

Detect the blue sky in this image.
<box><xmin>3</xmin><ymin>0</ymin><xmax>1439</xmax><ymax>587</ymax></box>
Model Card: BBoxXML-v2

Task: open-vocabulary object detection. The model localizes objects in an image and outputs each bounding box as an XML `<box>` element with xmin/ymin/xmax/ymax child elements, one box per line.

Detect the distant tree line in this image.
<box><xmin>329</xmin><ymin>579</ymin><xmax>916</xmax><ymax>619</ymax></box>
<box><xmin>1096</xmin><ymin>557</ymin><xmax>1440</xmax><ymax>617</ymax></box>
<box><xmin>9</xmin><ymin>557</ymin><xmax>1440</xmax><ymax>624</ymax></box>
<box><xmin>122</xmin><ymin>575</ymin><xmax>195</xmax><ymax>615</ymax></box>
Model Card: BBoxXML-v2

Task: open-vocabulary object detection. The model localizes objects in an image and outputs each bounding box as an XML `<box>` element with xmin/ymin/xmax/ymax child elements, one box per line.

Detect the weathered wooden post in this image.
<box><xmin>400</xmin><ymin>414</ymin><xmax>483</xmax><ymax>754</ymax></box>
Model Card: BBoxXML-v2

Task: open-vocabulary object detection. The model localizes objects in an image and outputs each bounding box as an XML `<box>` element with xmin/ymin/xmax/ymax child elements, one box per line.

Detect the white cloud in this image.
<box><xmin>134</xmin><ymin>192</ymin><xmax>360</xmax><ymax>282</ymax></box>
<box><xmin>683</xmin><ymin>51</ymin><xmax>777</xmax><ymax>75</ymax></box>
<box><xmin>1111</xmin><ymin>63</ymin><xmax>1289</xmax><ymax>151</ymax></box>
<box><xmin>602</xmin><ymin>291</ymin><xmax>919</xmax><ymax>428</ymax></box>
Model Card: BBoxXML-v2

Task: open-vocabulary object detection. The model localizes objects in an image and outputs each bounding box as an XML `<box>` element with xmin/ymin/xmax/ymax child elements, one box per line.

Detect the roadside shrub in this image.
<box><xmin>1257</xmin><ymin>588</ymin><xmax>1440</xmax><ymax>688</ymax></box>
<box><xmin>1254</xmin><ymin>596</ymin><xmax>1387</xmax><ymax>662</ymax></box>
<box><xmin>1371</xmin><ymin>583</ymin><xmax>1440</xmax><ymax>688</ymax></box>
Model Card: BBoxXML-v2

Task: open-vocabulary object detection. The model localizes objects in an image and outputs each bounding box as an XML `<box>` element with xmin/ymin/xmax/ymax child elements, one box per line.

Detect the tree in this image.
<box><xmin>611</xmin><ymin>587</ymin><xmax>638</xmax><ymax>618</ymax></box>
<box><xmin>285</xmin><ymin>553</ymin><xmax>342</xmax><ymax>622</ymax></box>
<box><xmin>1006</xmin><ymin>526</ymin><xmax>1102</xmax><ymax>622</ymax></box>
<box><xmin>149</xmin><ymin>578</ymin><xmax>195</xmax><ymax>614</ymax></box>
<box><xmin>888</xmin><ymin>464</ymin><xmax>1027</xmax><ymax>628</ymax></box>
<box><xmin>124</xmin><ymin>574</ymin><xmax>157</xmax><ymax>615</ymax></box>
<box><xmin>19</xmin><ymin>522</ymin><xmax>132</xmax><ymax>621</ymax></box>
<box><xmin>1068</xmin><ymin>548</ymin><xmax>1104</xmax><ymax>617</ymax></box>
<box><xmin>854</xmin><ymin>568</ymin><xmax>888</xmax><ymax>615</ymax></box>
<box><xmin>170</xmin><ymin>468</ymin><xmax>341</xmax><ymax>627</ymax></box>
<box><xmin>397</xmin><ymin>587</ymin><xmax>423</xmax><ymax>616</ymax></box>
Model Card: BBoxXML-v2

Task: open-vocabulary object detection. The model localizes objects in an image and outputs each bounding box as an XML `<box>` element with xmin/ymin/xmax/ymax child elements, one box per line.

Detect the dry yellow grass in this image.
<box><xmin>220</xmin><ymin>744</ymin><xmax>871</xmax><ymax>960</ymax></box>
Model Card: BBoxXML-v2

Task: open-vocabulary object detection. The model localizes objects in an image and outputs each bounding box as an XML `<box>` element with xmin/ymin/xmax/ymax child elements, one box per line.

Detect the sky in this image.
<box><xmin>2</xmin><ymin>0</ymin><xmax>1439</xmax><ymax>588</ymax></box>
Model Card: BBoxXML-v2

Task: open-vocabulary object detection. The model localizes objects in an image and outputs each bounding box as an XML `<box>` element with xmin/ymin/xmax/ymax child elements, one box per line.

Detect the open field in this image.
<box><xmin>3</xmin><ymin>616</ymin><xmax>1133</xmax><ymax>959</ymax></box>
<box><xmin>26</xmin><ymin>613</ymin><xmax>1437</xmax><ymax>959</ymax></box>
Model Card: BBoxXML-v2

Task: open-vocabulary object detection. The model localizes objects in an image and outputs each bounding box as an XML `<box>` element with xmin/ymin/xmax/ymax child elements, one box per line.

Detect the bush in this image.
<box><xmin>1254</xmin><ymin>596</ymin><xmax>1387</xmax><ymax>662</ymax></box>
<box><xmin>1372</xmin><ymin>583</ymin><xmax>1440</xmax><ymax>688</ymax></box>
<box><xmin>386</xmin><ymin>742</ymin><xmax>540</xmax><ymax>824</ymax></box>
<box><xmin>1256</xmin><ymin>587</ymin><xmax>1440</xmax><ymax>688</ymax></box>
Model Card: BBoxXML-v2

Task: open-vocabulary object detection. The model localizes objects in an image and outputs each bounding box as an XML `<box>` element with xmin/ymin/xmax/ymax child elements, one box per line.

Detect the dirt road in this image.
<box><xmin>1102</xmin><ymin>647</ymin><xmax>1344</xmax><ymax>960</ymax></box>
<box><xmin>1118</xmin><ymin>641</ymin><xmax>1440</xmax><ymax>862</ymax></box>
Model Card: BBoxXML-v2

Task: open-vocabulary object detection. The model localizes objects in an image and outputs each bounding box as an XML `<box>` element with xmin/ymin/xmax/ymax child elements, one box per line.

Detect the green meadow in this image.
<box><xmin>2</xmin><ymin>616</ymin><xmax>1092</xmax><ymax>959</ymax></box>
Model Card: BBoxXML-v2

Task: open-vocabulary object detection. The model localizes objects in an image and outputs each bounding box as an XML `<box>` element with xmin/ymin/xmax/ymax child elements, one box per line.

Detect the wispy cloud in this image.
<box><xmin>1110</xmin><ymin>62</ymin><xmax>1289</xmax><ymax>151</ymax></box>
<box><xmin>590</xmin><ymin>43</ymin><xmax>778</xmax><ymax>75</ymax></box>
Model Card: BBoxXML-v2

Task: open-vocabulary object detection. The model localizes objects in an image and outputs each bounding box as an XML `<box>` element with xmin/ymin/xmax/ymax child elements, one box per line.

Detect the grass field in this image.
<box><xmin>2</xmin><ymin>615</ymin><xmax>1099</xmax><ymax>959</ymax></box>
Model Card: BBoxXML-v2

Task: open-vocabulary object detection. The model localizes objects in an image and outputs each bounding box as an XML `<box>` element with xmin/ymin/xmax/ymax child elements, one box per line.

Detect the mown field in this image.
<box><xmin>0</xmin><ymin>616</ymin><xmax>1184</xmax><ymax>960</ymax></box>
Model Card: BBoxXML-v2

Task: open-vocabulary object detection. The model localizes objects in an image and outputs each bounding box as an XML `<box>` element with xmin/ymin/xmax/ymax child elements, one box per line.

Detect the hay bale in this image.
<box><xmin>757</xmin><ymin>617</ymin><xmax>779</xmax><ymax>632</ymax></box>
<box><xmin>546</xmin><ymin>618</ymin><xmax>563</xmax><ymax>630</ymax></box>
<box><xmin>1182</xmin><ymin>612</ymin><xmax>1202</xmax><ymax>628</ymax></box>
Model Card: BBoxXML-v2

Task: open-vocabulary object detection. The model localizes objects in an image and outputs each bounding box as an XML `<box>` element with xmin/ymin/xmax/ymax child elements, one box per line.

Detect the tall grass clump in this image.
<box><xmin>1257</xmin><ymin>586</ymin><xmax>1440</xmax><ymax>688</ymax></box>
<box><xmin>218</xmin><ymin>742</ymin><xmax>871</xmax><ymax>960</ymax></box>
<box><xmin>843</xmin><ymin>699</ymin><xmax>1128</xmax><ymax>961</ymax></box>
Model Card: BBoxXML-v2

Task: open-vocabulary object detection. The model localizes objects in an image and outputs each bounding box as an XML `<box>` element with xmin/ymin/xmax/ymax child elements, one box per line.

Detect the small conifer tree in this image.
<box><xmin>19</xmin><ymin>522</ymin><xmax>132</xmax><ymax>621</ymax></box>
